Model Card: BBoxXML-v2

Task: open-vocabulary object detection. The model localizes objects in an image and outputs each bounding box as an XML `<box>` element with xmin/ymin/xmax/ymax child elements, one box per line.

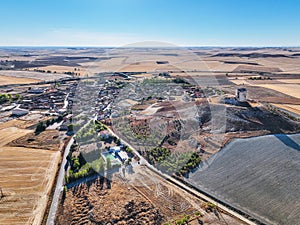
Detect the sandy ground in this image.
<box><xmin>0</xmin><ymin>75</ymin><xmax>40</xmax><ymax>85</ymax></box>
<box><xmin>0</xmin><ymin>146</ymin><xmax>60</xmax><ymax>225</ymax></box>
<box><xmin>140</xmin><ymin>103</ymin><xmax>162</xmax><ymax>116</ymax></box>
<box><xmin>252</xmin><ymin>84</ymin><xmax>300</xmax><ymax>98</ymax></box>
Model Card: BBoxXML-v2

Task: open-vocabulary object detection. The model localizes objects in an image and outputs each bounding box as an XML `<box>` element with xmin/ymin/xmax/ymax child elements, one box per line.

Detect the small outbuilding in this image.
<box><xmin>12</xmin><ymin>107</ymin><xmax>29</xmax><ymax>116</ymax></box>
<box><xmin>236</xmin><ymin>88</ymin><xmax>247</xmax><ymax>102</ymax></box>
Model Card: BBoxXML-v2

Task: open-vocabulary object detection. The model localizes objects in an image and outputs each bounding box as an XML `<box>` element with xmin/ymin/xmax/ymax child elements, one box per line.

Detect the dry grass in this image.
<box><xmin>0</xmin><ymin>75</ymin><xmax>40</xmax><ymax>85</ymax></box>
<box><xmin>0</xmin><ymin>119</ymin><xmax>37</xmax><ymax>130</ymax></box>
<box><xmin>8</xmin><ymin>129</ymin><xmax>62</xmax><ymax>151</ymax></box>
<box><xmin>30</xmin><ymin>65</ymin><xmax>86</xmax><ymax>76</ymax></box>
<box><xmin>0</xmin><ymin>146</ymin><xmax>60</xmax><ymax>225</ymax></box>
<box><xmin>0</xmin><ymin>127</ymin><xmax>31</xmax><ymax>147</ymax></box>
<box><xmin>131</xmin><ymin>73</ymin><xmax>154</xmax><ymax>78</ymax></box>
<box><xmin>0</xmin><ymin>120</ymin><xmax>61</xmax><ymax>225</ymax></box>
<box><xmin>278</xmin><ymin>79</ymin><xmax>300</xmax><ymax>84</ymax></box>
<box><xmin>256</xmin><ymin>57</ymin><xmax>300</xmax><ymax>73</ymax></box>
<box><xmin>272</xmin><ymin>104</ymin><xmax>300</xmax><ymax>115</ymax></box>
<box><xmin>233</xmin><ymin>65</ymin><xmax>282</xmax><ymax>73</ymax></box>
<box><xmin>0</xmin><ymin>70</ymin><xmax>70</xmax><ymax>82</ymax></box>
<box><xmin>230</xmin><ymin>78</ymin><xmax>251</xmax><ymax>85</ymax></box>
<box><xmin>118</xmin><ymin>61</ymin><xmax>179</xmax><ymax>72</ymax></box>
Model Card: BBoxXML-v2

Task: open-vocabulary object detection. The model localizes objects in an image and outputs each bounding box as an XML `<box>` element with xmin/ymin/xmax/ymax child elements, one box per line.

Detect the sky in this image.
<box><xmin>1</xmin><ymin>0</ymin><xmax>299</xmax><ymax>47</ymax></box>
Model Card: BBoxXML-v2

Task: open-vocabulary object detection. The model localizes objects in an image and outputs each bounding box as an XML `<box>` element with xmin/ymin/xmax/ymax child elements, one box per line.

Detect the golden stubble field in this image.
<box><xmin>0</xmin><ymin>122</ymin><xmax>61</xmax><ymax>225</ymax></box>
<box><xmin>0</xmin><ymin>75</ymin><xmax>40</xmax><ymax>85</ymax></box>
<box><xmin>252</xmin><ymin>83</ymin><xmax>300</xmax><ymax>98</ymax></box>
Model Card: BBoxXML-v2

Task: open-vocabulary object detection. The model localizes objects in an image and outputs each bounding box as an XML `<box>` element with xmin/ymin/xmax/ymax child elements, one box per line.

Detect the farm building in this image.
<box><xmin>12</xmin><ymin>107</ymin><xmax>29</xmax><ymax>116</ymax></box>
<box><xmin>108</xmin><ymin>146</ymin><xmax>128</xmax><ymax>162</ymax></box>
<box><xmin>236</xmin><ymin>88</ymin><xmax>247</xmax><ymax>102</ymax></box>
<box><xmin>115</xmin><ymin>151</ymin><xmax>128</xmax><ymax>162</ymax></box>
<box><xmin>28</xmin><ymin>88</ymin><xmax>44</xmax><ymax>94</ymax></box>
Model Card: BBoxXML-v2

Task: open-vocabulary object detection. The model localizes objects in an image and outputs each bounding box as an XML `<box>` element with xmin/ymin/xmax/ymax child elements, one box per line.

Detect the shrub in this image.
<box><xmin>35</xmin><ymin>122</ymin><xmax>46</xmax><ymax>134</ymax></box>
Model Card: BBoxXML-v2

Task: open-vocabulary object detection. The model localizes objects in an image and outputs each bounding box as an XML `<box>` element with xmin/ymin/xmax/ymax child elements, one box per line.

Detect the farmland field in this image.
<box><xmin>0</xmin><ymin>75</ymin><xmax>40</xmax><ymax>85</ymax></box>
<box><xmin>252</xmin><ymin>83</ymin><xmax>300</xmax><ymax>98</ymax></box>
<box><xmin>0</xmin><ymin>121</ymin><xmax>61</xmax><ymax>225</ymax></box>
<box><xmin>0</xmin><ymin>70</ymin><xmax>70</xmax><ymax>82</ymax></box>
<box><xmin>0</xmin><ymin>146</ymin><xmax>60</xmax><ymax>225</ymax></box>
<box><xmin>273</xmin><ymin>103</ymin><xmax>300</xmax><ymax>115</ymax></box>
<box><xmin>187</xmin><ymin>133</ymin><xmax>300</xmax><ymax>225</ymax></box>
<box><xmin>0</xmin><ymin>127</ymin><xmax>31</xmax><ymax>147</ymax></box>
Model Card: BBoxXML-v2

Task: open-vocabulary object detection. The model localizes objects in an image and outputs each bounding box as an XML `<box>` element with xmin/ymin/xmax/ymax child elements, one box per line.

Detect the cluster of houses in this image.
<box><xmin>184</xmin><ymin>86</ymin><xmax>205</xmax><ymax>99</ymax></box>
<box><xmin>96</xmin><ymin>84</ymin><xmax>120</xmax><ymax>121</ymax></box>
<box><xmin>17</xmin><ymin>83</ymin><xmax>77</xmax><ymax>115</ymax></box>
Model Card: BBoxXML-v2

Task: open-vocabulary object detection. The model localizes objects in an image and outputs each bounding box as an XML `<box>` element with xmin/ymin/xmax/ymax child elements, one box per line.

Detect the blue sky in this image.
<box><xmin>1</xmin><ymin>0</ymin><xmax>299</xmax><ymax>46</ymax></box>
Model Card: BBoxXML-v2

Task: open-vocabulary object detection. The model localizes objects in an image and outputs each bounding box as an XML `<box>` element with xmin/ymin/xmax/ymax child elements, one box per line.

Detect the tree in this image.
<box><xmin>72</xmin><ymin>157</ymin><xmax>80</xmax><ymax>171</ymax></box>
<box><xmin>115</xmin><ymin>138</ymin><xmax>121</xmax><ymax>145</ymax></box>
<box><xmin>13</xmin><ymin>94</ymin><xmax>21</xmax><ymax>101</ymax></box>
<box><xmin>126</xmin><ymin>146</ymin><xmax>133</xmax><ymax>154</ymax></box>
<box><xmin>67</xmin><ymin>124</ymin><xmax>74</xmax><ymax>132</ymax></box>
<box><xmin>99</xmin><ymin>161</ymin><xmax>105</xmax><ymax>176</ymax></box>
<box><xmin>46</xmin><ymin>120</ymin><xmax>51</xmax><ymax>127</ymax></box>
<box><xmin>106</xmin><ymin>158</ymin><xmax>112</xmax><ymax>170</ymax></box>
<box><xmin>56</xmin><ymin>115</ymin><xmax>63</xmax><ymax>122</ymax></box>
<box><xmin>0</xmin><ymin>94</ymin><xmax>12</xmax><ymax>104</ymax></box>
<box><xmin>35</xmin><ymin>122</ymin><xmax>46</xmax><ymax>134</ymax></box>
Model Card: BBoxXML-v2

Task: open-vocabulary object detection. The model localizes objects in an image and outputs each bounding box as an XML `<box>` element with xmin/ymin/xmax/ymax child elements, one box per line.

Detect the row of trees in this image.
<box><xmin>172</xmin><ymin>77</ymin><xmax>190</xmax><ymax>85</ymax></box>
<box><xmin>66</xmin><ymin>153</ymin><xmax>113</xmax><ymax>184</ymax></box>
<box><xmin>146</xmin><ymin>147</ymin><xmax>171</xmax><ymax>164</ymax></box>
<box><xmin>75</xmin><ymin>120</ymin><xmax>107</xmax><ymax>143</ymax></box>
<box><xmin>248</xmin><ymin>76</ymin><xmax>272</xmax><ymax>80</ymax></box>
<box><xmin>0</xmin><ymin>93</ymin><xmax>21</xmax><ymax>104</ymax></box>
<box><xmin>34</xmin><ymin>115</ymin><xmax>63</xmax><ymax>134</ymax></box>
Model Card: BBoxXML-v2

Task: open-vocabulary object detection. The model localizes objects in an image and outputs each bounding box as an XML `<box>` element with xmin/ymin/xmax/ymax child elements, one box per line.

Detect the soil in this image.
<box><xmin>56</xmin><ymin>166</ymin><xmax>246</xmax><ymax>225</ymax></box>
<box><xmin>55</xmin><ymin>176</ymin><xmax>164</xmax><ymax>225</ymax></box>
<box><xmin>8</xmin><ymin>129</ymin><xmax>62</xmax><ymax>151</ymax></box>
<box><xmin>0</xmin><ymin>146</ymin><xmax>60</xmax><ymax>225</ymax></box>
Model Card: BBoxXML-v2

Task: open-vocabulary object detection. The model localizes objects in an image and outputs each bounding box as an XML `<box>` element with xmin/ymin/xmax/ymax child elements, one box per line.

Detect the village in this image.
<box><xmin>1</xmin><ymin>62</ymin><xmax>300</xmax><ymax>225</ymax></box>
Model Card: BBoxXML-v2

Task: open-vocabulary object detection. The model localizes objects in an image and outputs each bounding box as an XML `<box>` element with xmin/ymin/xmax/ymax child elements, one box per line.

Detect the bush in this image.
<box><xmin>56</xmin><ymin>115</ymin><xmax>63</xmax><ymax>122</ymax></box>
<box><xmin>35</xmin><ymin>122</ymin><xmax>46</xmax><ymax>134</ymax></box>
<box><xmin>0</xmin><ymin>94</ymin><xmax>12</xmax><ymax>104</ymax></box>
<box><xmin>147</xmin><ymin>148</ymin><xmax>201</xmax><ymax>176</ymax></box>
<box><xmin>125</xmin><ymin>146</ymin><xmax>133</xmax><ymax>154</ymax></box>
<box><xmin>173</xmin><ymin>78</ymin><xmax>190</xmax><ymax>84</ymax></box>
<box><xmin>67</xmin><ymin>124</ymin><xmax>74</xmax><ymax>132</ymax></box>
<box><xmin>195</xmin><ymin>211</ymin><xmax>202</xmax><ymax>216</ymax></box>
